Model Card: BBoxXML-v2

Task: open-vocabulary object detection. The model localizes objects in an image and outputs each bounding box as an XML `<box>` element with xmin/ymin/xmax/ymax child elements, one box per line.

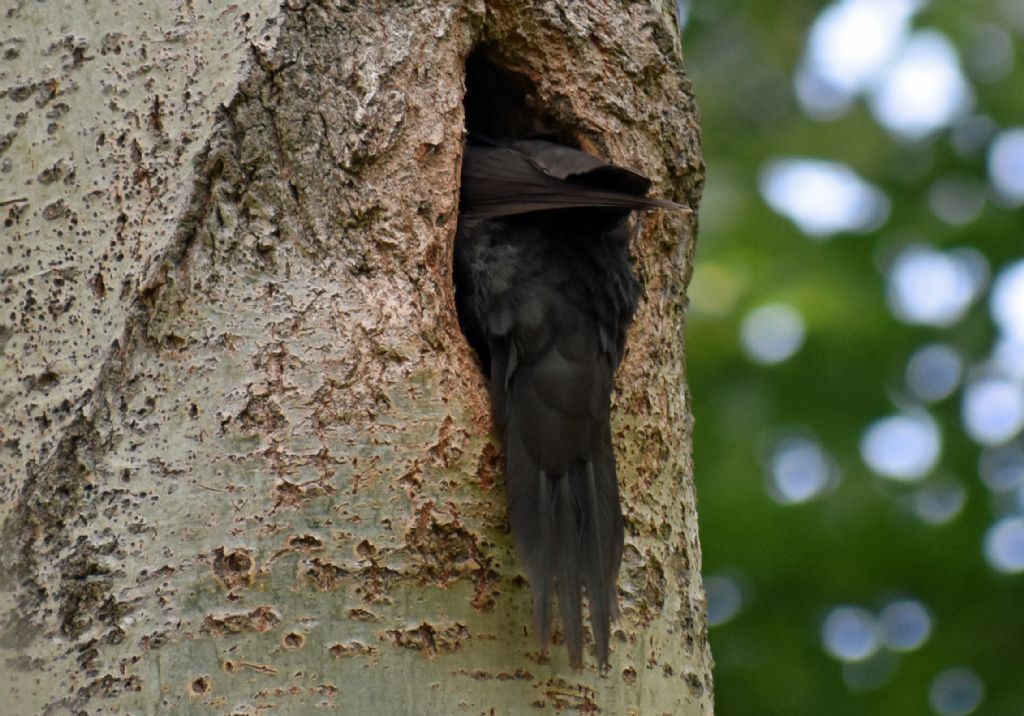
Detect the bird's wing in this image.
<box><xmin>459</xmin><ymin>142</ymin><xmax>687</xmax><ymax>218</ymax></box>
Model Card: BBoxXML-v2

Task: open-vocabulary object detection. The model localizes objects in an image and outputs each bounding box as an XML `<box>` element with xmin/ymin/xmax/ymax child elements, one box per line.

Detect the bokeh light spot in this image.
<box><xmin>862</xmin><ymin>413</ymin><xmax>941</xmax><ymax>480</ymax></box>
<box><xmin>999</xmin><ymin>0</ymin><xmax>1024</xmax><ymax>29</ymax></box>
<box><xmin>992</xmin><ymin>338</ymin><xmax>1024</xmax><ymax>381</ymax></box>
<box><xmin>869</xmin><ymin>31</ymin><xmax>974</xmax><ymax>140</ymax></box>
<box><xmin>951</xmin><ymin>114</ymin><xmax>998</xmax><ymax>156</ymax></box>
<box><xmin>979</xmin><ymin>443</ymin><xmax>1024</xmax><ymax>492</ymax></box>
<box><xmin>798</xmin><ymin>0</ymin><xmax>920</xmax><ymax>119</ymax></box>
<box><xmin>767</xmin><ymin>436</ymin><xmax>836</xmax><ymax>504</ymax></box>
<box><xmin>705</xmin><ymin>574</ymin><xmax>744</xmax><ymax>627</ymax></box>
<box><xmin>984</xmin><ymin>516</ymin><xmax>1024</xmax><ymax>573</ymax></box>
<box><xmin>990</xmin><ymin>259</ymin><xmax>1024</xmax><ymax>341</ymax></box>
<box><xmin>761</xmin><ymin>159</ymin><xmax>889</xmax><ymax>237</ymax></box>
<box><xmin>689</xmin><ymin>261</ymin><xmax>747</xmax><ymax>318</ymax></box>
<box><xmin>887</xmin><ymin>245</ymin><xmax>985</xmax><ymax>327</ymax></box>
<box><xmin>794</xmin><ymin>68</ymin><xmax>853</xmax><ymax>120</ymax></box>
<box><xmin>879</xmin><ymin>599</ymin><xmax>932</xmax><ymax>651</ymax></box>
<box><xmin>927</xmin><ymin>176</ymin><xmax>986</xmax><ymax>226</ymax></box>
<box><xmin>965</xmin><ymin>24</ymin><xmax>1015</xmax><ymax>83</ymax></box>
<box><xmin>843</xmin><ymin>652</ymin><xmax>898</xmax><ymax>692</ymax></box>
<box><xmin>929</xmin><ymin>668</ymin><xmax>985</xmax><ymax>716</ymax></box>
<box><xmin>988</xmin><ymin>128</ymin><xmax>1024</xmax><ymax>205</ymax></box>
<box><xmin>962</xmin><ymin>378</ymin><xmax>1024</xmax><ymax>445</ymax></box>
<box><xmin>906</xmin><ymin>343</ymin><xmax>963</xmax><ymax>402</ymax></box>
<box><xmin>911</xmin><ymin>481</ymin><xmax>967</xmax><ymax>525</ymax></box>
<box><xmin>740</xmin><ymin>303</ymin><xmax>806</xmax><ymax>364</ymax></box>
<box><xmin>675</xmin><ymin>0</ymin><xmax>690</xmax><ymax>28</ymax></box>
<box><xmin>822</xmin><ymin>606</ymin><xmax>881</xmax><ymax>662</ymax></box>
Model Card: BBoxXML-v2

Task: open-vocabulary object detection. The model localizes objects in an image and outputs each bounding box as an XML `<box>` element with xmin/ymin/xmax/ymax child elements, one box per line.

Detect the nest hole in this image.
<box><xmin>463</xmin><ymin>48</ymin><xmax>576</xmax><ymax>145</ymax></box>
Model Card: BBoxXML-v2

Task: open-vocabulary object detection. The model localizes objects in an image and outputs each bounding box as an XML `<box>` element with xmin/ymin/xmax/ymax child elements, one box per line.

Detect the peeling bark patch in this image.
<box><xmin>139</xmin><ymin>630</ymin><xmax>169</xmax><ymax>651</ymax></box>
<box><xmin>61</xmin><ymin>587</ymin><xmax>130</xmax><ymax>642</ymax></box>
<box><xmin>453</xmin><ymin>668</ymin><xmax>534</xmax><ymax>681</ymax></box>
<box><xmin>355</xmin><ymin>539</ymin><xmax>377</xmax><ymax>559</ymax></box>
<box><xmin>282</xmin><ymin>631</ymin><xmax>305</xmax><ymax>650</ymax></box>
<box><xmin>350</xmin><ymin>546</ymin><xmax>400</xmax><ymax>604</ymax></box>
<box><xmin>346</xmin><ymin>607</ymin><xmax>378</xmax><ymax>622</ymax></box>
<box><xmin>202</xmin><ymin>606</ymin><xmax>282</xmax><ymax>636</ymax></box>
<box><xmin>427</xmin><ymin>414</ymin><xmax>464</xmax><ymax>468</ymax></box>
<box><xmin>621</xmin><ymin>550</ymin><xmax>667</xmax><ymax>628</ymax></box>
<box><xmin>223</xmin><ymin>660</ymin><xmax>278</xmax><ymax>676</ymax></box>
<box><xmin>188</xmin><ymin>675</ymin><xmax>211</xmax><ymax>697</ymax></box>
<box><xmin>641</xmin><ymin>556</ymin><xmax>667</xmax><ymax>614</ymax></box>
<box><xmin>41</xmin><ymin>198</ymin><xmax>71</xmax><ymax>220</ymax></box>
<box><xmin>300</xmin><ymin>557</ymin><xmax>348</xmax><ymax>591</ymax></box>
<box><xmin>77</xmin><ymin>673</ymin><xmax>143</xmax><ymax>701</ymax></box>
<box><xmin>0</xmin><ymin>130</ymin><xmax>17</xmax><ymax>153</ymax></box>
<box><xmin>405</xmin><ymin>502</ymin><xmax>480</xmax><ymax>583</ymax></box>
<box><xmin>58</xmin><ymin>544</ymin><xmax>127</xmax><ymax>638</ymax></box>
<box><xmin>358</xmin><ymin>565</ymin><xmax>401</xmax><ymax>604</ymax></box>
<box><xmin>381</xmin><ymin>622</ymin><xmax>469</xmax><ymax>657</ymax></box>
<box><xmin>683</xmin><ymin>671</ymin><xmax>705</xmax><ymax>698</ymax></box>
<box><xmin>3</xmin><ymin>200</ymin><xmax>28</xmax><ymax>229</ymax></box>
<box><xmin>1</xmin><ymin>426</ymin><xmax>95</xmax><ymax>647</ymax></box>
<box><xmin>469</xmin><ymin>558</ymin><xmax>501</xmax><ymax>612</ymax></box>
<box><xmin>29</xmin><ymin>369</ymin><xmax>60</xmax><ymax>391</ymax></box>
<box><xmin>273</xmin><ymin>478</ymin><xmax>336</xmax><ymax>509</ymax></box>
<box><xmin>329</xmin><ymin>640</ymin><xmax>379</xmax><ymax>659</ymax></box>
<box><xmin>211</xmin><ymin>547</ymin><xmax>257</xmax><ymax>589</ymax></box>
<box><xmin>286</xmin><ymin>533</ymin><xmax>324</xmax><ymax>552</ymax></box>
<box><xmin>38</xmin><ymin>158</ymin><xmax>75</xmax><ymax>184</ymax></box>
<box><xmin>229</xmin><ymin>392</ymin><xmax>288</xmax><ymax>434</ymax></box>
<box><xmin>315</xmin><ymin>683</ymin><xmax>339</xmax><ymax>698</ymax></box>
<box><xmin>476</xmin><ymin>440</ymin><xmax>502</xmax><ymax>491</ymax></box>
<box><xmin>538</xmin><ymin>678</ymin><xmax>601</xmax><ymax>713</ymax></box>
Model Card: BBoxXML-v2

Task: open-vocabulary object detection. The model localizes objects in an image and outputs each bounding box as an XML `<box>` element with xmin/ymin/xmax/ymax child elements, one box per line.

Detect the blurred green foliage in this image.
<box><xmin>684</xmin><ymin>1</ymin><xmax>1024</xmax><ymax>714</ymax></box>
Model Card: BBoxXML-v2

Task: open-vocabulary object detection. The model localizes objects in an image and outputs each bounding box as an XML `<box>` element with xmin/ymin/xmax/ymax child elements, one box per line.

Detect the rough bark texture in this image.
<box><xmin>1</xmin><ymin>1</ymin><xmax>709</xmax><ymax>713</ymax></box>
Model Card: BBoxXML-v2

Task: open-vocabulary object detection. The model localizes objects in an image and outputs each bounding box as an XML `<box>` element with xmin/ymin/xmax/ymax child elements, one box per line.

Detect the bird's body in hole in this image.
<box><xmin>453</xmin><ymin>138</ymin><xmax>680</xmax><ymax>669</ymax></box>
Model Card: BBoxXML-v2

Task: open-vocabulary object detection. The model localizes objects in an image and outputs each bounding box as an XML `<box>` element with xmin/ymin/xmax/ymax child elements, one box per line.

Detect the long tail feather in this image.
<box><xmin>533</xmin><ymin>470</ymin><xmax>552</xmax><ymax>647</ymax></box>
<box><xmin>555</xmin><ymin>471</ymin><xmax>584</xmax><ymax>669</ymax></box>
<box><xmin>506</xmin><ymin>412</ymin><xmax>624</xmax><ymax>668</ymax></box>
<box><xmin>582</xmin><ymin>460</ymin><xmax>612</xmax><ymax>665</ymax></box>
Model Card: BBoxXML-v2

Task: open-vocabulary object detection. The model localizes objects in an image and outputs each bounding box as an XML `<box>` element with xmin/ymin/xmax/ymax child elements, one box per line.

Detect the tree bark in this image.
<box><xmin>0</xmin><ymin>1</ymin><xmax>709</xmax><ymax>713</ymax></box>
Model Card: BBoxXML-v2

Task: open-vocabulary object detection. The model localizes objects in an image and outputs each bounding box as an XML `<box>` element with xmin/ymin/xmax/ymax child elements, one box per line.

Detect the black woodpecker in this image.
<box><xmin>453</xmin><ymin>137</ymin><xmax>682</xmax><ymax>669</ymax></box>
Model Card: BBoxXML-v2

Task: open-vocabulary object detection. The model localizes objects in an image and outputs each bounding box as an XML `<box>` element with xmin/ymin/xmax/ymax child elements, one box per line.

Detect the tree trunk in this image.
<box><xmin>0</xmin><ymin>1</ymin><xmax>709</xmax><ymax>713</ymax></box>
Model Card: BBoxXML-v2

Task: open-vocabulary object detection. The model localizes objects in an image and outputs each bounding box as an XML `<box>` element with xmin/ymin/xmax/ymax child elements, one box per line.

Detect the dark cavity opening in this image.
<box><xmin>463</xmin><ymin>48</ymin><xmax>569</xmax><ymax>143</ymax></box>
<box><xmin>454</xmin><ymin>50</ymin><xmax>584</xmax><ymax>375</ymax></box>
<box><xmin>457</xmin><ymin>50</ymin><xmax>544</xmax><ymax>375</ymax></box>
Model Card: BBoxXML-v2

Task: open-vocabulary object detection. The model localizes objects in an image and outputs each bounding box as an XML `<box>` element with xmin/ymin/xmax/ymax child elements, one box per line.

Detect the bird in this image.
<box><xmin>453</xmin><ymin>136</ymin><xmax>683</xmax><ymax>669</ymax></box>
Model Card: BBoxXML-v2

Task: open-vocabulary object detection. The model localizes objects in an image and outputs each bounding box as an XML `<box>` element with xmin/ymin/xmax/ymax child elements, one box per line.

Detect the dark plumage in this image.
<box><xmin>453</xmin><ymin>138</ymin><xmax>680</xmax><ymax>669</ymax></box>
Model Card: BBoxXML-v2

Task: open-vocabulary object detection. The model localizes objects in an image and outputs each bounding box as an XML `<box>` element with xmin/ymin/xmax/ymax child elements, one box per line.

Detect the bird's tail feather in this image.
<box><xmin>554</xmin><ymin>471</ymin><xmax>584</xmax><ymax>668</ymax></box>
<box><xmin>533</xmin><ymin>469</ymin><xmax>553</xmax><ymax>649</ymax></box>
<box><xmin>506</xmin><ymin>422</ymin><xmax>623</xmax><ymax>669</ymax></box>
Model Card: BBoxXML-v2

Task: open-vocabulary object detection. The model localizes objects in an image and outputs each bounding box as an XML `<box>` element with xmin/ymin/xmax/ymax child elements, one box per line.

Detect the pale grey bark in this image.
<box><xmin>1</xmin><ymin>1</ymin><xmax>710</xmax><ymax>714</ymax></box>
